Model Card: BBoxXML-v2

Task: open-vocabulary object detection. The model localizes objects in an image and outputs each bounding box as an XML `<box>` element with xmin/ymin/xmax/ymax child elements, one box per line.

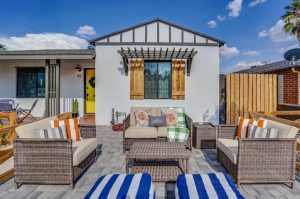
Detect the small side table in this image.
<box><xmin>192</xmin><ymin>123</ymin><xmax>216</xmax><ymax>149</ymax></box>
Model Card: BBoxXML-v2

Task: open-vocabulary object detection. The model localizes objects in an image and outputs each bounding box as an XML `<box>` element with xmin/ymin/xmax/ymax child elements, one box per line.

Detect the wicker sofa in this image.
<box><xmin>123</xmin><ymin>107</ymin><xmax>193</xmax><ymax>152</ymax></box>
<box><xmin>13</xmin><ymin>116</ymin><xmax>96</xmax><ymax>188</ymax></box>
<box><xmin>217</xmin><ymin>118</ymin><xmax>298</xmax><ymax>188</ymax></box>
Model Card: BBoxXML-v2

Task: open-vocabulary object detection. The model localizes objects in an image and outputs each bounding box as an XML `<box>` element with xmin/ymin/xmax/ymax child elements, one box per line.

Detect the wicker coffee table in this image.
<box><xmin>126</xmin><ymin>142</ymin><xmax>190</xmax><ymax>182</ymax></box>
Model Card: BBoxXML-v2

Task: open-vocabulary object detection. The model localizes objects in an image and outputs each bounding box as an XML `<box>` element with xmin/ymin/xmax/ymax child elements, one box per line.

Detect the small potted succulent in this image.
<box><xmin>72</xmin><ymin>99</ymin><xmax>79</xmax><ymax>118</ymax></box>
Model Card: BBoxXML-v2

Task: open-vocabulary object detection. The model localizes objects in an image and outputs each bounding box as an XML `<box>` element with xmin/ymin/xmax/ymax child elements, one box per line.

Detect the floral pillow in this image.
<box><xmin>162</xmin><ymin>109</ymin><xmax>177</xmax><ymax>126</ymax></box>
<box><xmin>134</xmin><ymin>109</ymin><xmax>151</xmax><ymax>126</ymax></box>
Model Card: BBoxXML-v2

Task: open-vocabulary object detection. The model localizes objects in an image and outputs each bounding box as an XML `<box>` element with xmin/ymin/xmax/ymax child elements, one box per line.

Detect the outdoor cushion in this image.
<box><xmin>248</xmin><ymin>124</ymin><xmax>279</xmax><ymax>138</ymax></box>
<box><xmin>216</xmin><ymin>139</ymin><xmax>238</xmax><ymax>164</ymax></box>
<box><xmin>237</xmin><ymin>117</ymin><xmax>266</xmax><ymax>139</ymax></box>
<box><xmin>130</xmin><ymin>107</ymin><xmax>157</xmax><ymax>126</ymax></box>
<box><xmin>176</xmin><ymin>172</ymin><xmax>244</xmax><ymax>199</ymax></box>
<box><xmin>125</xmin><ymin>126</ymin><xmax>157</xmax><ymax>138</ymax></box>
<box><xmin>35</xmin><ymin>125</ymin><xmax>67</xmax><ymax>139</ymax></box>
<box><xmin>16</xmin><ymin>116</ymin><xmax>58</xmax><ymax>138</ymax></box>
<box><xmin>157</xmin><ymin>126</ymin><xmax>168</xmax><ymax>137</ymax></box>
<box><xmin>72</xmin><ymin>138</ymin><xmax>97</xmax><ymax>166</ymax></box>
<box><xmin>50</xmin><ymin>118</ymin><xmax>81</xmax><ymax>141</ymax></box>
<box><xmin>85</xmin><ymin>173</ymin><xmax>154</xmax><ymax>199</ymax></box>
<box><xmin>261</xmin><ymin>118</ymin><xmax>299</xmax><ymax>138</ymax></box>
<box><xmin>148</xmin><ymin>115</ymin><xmax>167</xmax><ymax>127</ymax></box>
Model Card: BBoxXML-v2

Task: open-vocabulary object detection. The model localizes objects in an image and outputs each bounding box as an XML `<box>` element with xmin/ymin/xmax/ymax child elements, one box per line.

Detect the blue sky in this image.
<box><xmin>0</xmin><ymin>0</ymin><xmax>297</xmax><ymax>73</ymax></box>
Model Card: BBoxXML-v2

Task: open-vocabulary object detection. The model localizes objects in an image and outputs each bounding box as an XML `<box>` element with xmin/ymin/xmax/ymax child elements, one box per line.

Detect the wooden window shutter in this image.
<box><xmin>172</xmin><ymin>60</ymin><xmax>185</xmax><ymax>100</ymax></box>
<box><xmin>130</xmin><ymin>59</ymin><xmax>144</xmax><ymax>100</ymax></box>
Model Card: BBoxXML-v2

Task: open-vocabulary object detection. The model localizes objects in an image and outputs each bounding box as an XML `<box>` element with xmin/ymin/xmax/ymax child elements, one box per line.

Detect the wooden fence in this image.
<box><xmin>226</xmin><ymin>73</ymin><xmax>277</xmax><ymax>124</ymax></box>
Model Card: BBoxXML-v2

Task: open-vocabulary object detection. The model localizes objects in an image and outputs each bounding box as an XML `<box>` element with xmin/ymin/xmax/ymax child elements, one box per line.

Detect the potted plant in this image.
<box><xmin>72</xmin><ymin>99</ymin><xmax>79</xmax><ymax>118</ymax></box>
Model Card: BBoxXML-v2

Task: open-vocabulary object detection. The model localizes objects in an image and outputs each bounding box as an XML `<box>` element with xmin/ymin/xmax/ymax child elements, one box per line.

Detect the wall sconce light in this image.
<box><xmin>75</xmin><ymin>65</ymin><xmax>82</xmax><ymax>72</ymax></box>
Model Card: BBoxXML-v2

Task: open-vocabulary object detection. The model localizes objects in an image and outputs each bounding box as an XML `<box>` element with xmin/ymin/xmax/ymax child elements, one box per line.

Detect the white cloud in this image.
<box><xmin>227</xmin><ymin>0</ymin><xmax>243</xmax><ymax>17</ymax></box>
<box><xmin>76</xmin><ymin>25</ymin><xmax>96</xmax><ymax>38</ymax></box>
<box><xmin>243</xmin><ymin>50</ymin><xmax>259</xmax><ymax>56</ymax></box>
<box><xmin>207</xmin><ymin>20</ymin><xmax>217</xmax><ymax>28</ymax></box>
<box><xmin>258</xmin><ymin>30</ymin><xmax>268</xmax><ymax>38</ymax></box>
<box><xmin>249</xmin><ymin>0</ymin><xmax>267</xmax><ymax>7</ymax></box>
<box><xmin>217</xmin><ymin>15</ymin><xmax>226</xmax><ymax>21</ymax></box>
<box><xmin>0</xmin><ymin>33</ymin><xmax>89</xmax><ymax>50</ymax></box>
<box><xmin>220</xmin><ymin>45</ymin><xmax>240</xmax><ymax>58</ymax></box>
<box><xmin>277</xmin><ymin>44</ymin><xmax>299</xmax><ymax>54</ymax></box>
<box><xmin>234</xmin><ymin>61</ymin><xmax>265</xmax><ymax>71</ymax></box>
<box><xmin>258</xmin><ymin>20</ymin><xmax>297</xmax><ymax>43</ymax></box>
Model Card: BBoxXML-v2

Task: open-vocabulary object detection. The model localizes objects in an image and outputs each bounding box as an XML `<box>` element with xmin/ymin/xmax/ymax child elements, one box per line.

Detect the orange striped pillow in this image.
<box><xmin>237</xmin><ymin>117</ymin><xmax>266</xmax><ymax>139</ymax></box>
<box><xmin>50</xmin><ymin>118</ymin><xmax>81</xmax><ymax>141</ymax></box>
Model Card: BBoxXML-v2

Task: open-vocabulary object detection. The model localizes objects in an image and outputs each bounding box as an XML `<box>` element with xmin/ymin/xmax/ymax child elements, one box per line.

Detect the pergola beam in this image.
<box><xmin>118</xmin><ymin>47</ymin><xmax>197</xmax><ymax>76</ymax></box>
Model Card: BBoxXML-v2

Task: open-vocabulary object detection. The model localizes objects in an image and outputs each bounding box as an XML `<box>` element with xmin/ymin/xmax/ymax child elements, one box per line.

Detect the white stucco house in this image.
<box><xmin>0</xmin><ymin>18</ymin><xmax>225</xmax><ymax>125</ymax></box>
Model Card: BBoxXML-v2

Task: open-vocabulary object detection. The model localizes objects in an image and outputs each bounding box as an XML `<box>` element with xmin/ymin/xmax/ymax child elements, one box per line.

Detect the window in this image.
<box><xmin>144</xmin><ymin>62</ymin><xmax>171</xmax><ymax>99</ymax></box>
<box><xmin>16</xmin><ymin>68</ymin><xmax>45</xmax><ymax>98</ymax></box>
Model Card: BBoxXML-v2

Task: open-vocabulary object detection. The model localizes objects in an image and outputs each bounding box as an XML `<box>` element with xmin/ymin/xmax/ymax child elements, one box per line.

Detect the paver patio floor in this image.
<box><xmin>0</xmin><ymin>126</ymin><xmax>300</xmax><ymax>199</ymax></box>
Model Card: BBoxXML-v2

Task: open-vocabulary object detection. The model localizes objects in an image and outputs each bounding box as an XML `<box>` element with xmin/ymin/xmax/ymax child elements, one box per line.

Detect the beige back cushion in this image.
<box><xmin>16</xmin><ymin>116</ymin><xmax>58</xmax><ymax>138</ymax></box>
<box><xmin>129</xmin><ymin>107</ymin><xmax>158</xmax><ymax>125</ymax></box>
<box><xmin>260</xmin><ymin>118</ymin><xmax>299</xmax><ymax>138</ymax></box>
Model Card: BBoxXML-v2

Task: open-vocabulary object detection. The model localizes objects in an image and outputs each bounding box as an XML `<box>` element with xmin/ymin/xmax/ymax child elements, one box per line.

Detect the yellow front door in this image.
<box><xmin>85</xmin><ymin>69</ymin><xmax>95</xmax><ymax>114</ymax></box>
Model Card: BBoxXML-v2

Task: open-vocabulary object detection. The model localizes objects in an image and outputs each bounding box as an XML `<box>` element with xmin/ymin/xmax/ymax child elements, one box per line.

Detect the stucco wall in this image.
<box><xmin>95</xmin><ymin>45</ymin><xmax>220</xmax><ymax>125</ymax></box>
<box><xmin>0</xmin><ymin>59</ymin><xmax>94</xmax><ymax>117</ymax></box>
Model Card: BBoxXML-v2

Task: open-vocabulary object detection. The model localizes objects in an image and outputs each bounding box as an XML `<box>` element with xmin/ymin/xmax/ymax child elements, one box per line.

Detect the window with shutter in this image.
<box><xmin>171</xmin><ymin>60</ymin><xmax>186</xmax><ymax>100</ymax></box>
<box><xmin>130</xmin><ymin>60</ymin><xmax>144</xmax><ymax>100</ymax></box>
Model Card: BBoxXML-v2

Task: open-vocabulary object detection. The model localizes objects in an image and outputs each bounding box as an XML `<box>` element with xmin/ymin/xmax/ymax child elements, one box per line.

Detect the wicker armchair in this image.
<box><xmin>14</xmin><ymin>123</ymin><xmax>96</xmax><ymax>189</ymax></box>
<box><xmin>217</xmin><ymin>124</ymin><xmax>297</xmax><ymax>188</ymax></box>
<box><xmin>123</xmin><ymin>113</ymin><xmax>193</xmax><ymax>152</ymax></box>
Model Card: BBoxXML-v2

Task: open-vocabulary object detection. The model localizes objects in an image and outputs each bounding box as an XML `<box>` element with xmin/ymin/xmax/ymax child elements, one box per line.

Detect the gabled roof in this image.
<box><xmin>236</xmin><ymin>60</ymin><xmax>300</xmax><ymax>74</ymax></box>
<box><xmin>89</xmin><ymin>18</ymin><xmax>225</xmax><ymax>46</ymax></box>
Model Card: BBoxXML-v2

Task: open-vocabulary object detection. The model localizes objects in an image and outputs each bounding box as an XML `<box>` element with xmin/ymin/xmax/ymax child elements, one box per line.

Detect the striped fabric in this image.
<box><xmin>50</xmin><ymin>118</ymin><xmax>81</xmax><ymax>141</ymax></box>
<box><xmin>35</xmin><ymin>126</ymin><xmax>67</xmax><ymax>139</ymax></box>
<box><xmin>237</xmin><ymin>117</ymin><xmax>267</xmax><ymax>139</ymax></box>
<box><xmin>248</xmin><ymin>124</ymin><xmax>279</xmax><ymax>138</ymax></box>
<box><xmin>85</xmin><ymin>173</ymin><xmax>154</xmax><ymax>199</ymax></box>
<box><xmin>176</xmin><ymin>172</ymin><xmax>244</xmax><ymax>199</ymax></box>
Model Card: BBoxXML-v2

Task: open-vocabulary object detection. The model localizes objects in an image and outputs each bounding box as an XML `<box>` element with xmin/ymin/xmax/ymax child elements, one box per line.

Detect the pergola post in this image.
<box><xmin>44</xmin><ymin>59</ymin><xmax>60</xmax><ymax>116</ymax></box>
<box><xmin>45</xmin><ymin>59</ymin><xmax>50</xmax><ymax>116</ymax></box>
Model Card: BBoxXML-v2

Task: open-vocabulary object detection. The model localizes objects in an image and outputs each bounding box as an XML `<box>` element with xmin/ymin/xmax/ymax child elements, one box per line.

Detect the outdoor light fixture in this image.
<box><xmin>75</xmin><ymin>65</ymin><xmax>82</xmax><ymax>72</ymax></box>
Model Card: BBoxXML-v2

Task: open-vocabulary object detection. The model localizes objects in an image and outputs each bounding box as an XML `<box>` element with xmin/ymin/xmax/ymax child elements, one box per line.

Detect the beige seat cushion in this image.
<box><xmin>130</xmin><ymin>107</ymin><xmax>158</xmax><ymax>126</ymax></box>
<box><xmin>15</xmin><ymin>116</ymin><xmax>58</xmax><ymax>138</ymax></box>
<box><xmin>125</xmin><ymin>126</ymin><xmax>158</xmax><ymax>138</ymax></box>
<box><xmin>261</xmin><ymin>118</ymin><xmax>299</xmax><ymax>138</ymax></box>
<box><xmin>157</xmin><ymin>126</ymin><xmax>167</xmax><ymax>137</ymax></box>
<box><xmin>0</xmin><ymin>156</ymin><xmax>13</xmax><ymax>177</ymax></box>
<box><xmin>216</xmin><ymin>139</ymin><xmax>238</xmax><ymax>164</ymax></box>
<box><xmin>72</xmin><ymin>138</ymin><xmax>97</xmax><ymax>166</ymax></box>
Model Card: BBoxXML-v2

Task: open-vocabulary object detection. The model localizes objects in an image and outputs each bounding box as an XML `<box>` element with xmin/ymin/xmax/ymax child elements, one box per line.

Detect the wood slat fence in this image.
<box><xmin>226</xmin><ymin>73</ymin><xmax>277</xmax><ymax>124</ymax></box>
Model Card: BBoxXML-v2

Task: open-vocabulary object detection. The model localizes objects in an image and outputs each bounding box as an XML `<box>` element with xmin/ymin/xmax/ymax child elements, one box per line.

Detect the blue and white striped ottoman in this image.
<box><xmin>176</xmin><ymin>172</ymin><xmax>244</xmax><ymax>199</ymax></box>
<box><xmin>85</xmin><ymin>173</ymin><xmax>154</xmax><ymax>199</ymax></box>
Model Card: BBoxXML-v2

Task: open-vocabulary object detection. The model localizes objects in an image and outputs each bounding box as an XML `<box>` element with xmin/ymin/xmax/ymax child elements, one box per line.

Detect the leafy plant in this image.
<box><xmin>282</xmin><ymin>0</ymin><xmax>300</xmax><ymax>42</ymax></box>
<box><xmin>0</xmin><ymin>44</ymin><xmax>6</xmax><ymax>51</ymax></box>
<box><xmin>72</xmin><ymin>99</ymin><xmax>79</xmax><ymax>113</ymax></box>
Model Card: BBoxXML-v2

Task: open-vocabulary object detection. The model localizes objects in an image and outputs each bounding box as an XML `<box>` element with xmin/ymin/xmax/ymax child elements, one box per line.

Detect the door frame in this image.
<box><xmin>84</xmin><ymin>68</ymin><xmax>95</xmax><ymax>114</ymax></box>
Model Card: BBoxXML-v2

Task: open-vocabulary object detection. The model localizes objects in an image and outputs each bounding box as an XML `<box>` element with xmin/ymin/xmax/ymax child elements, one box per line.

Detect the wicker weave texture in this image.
<box><xmin>217</xmin><ymin>125</ymin><xmax>296</xmax><ymax>188</ymax></box>
<box><xmin>126</xmin><ymin>142</ymin><xmax>190</xmax><ymax>182</ymax></box>
<box><xmin>14</xmin><ymin>139</ymin><xmax>73</xmax><ymax>185</ymax></box>
<box><xmin>193</xmin><ymin>123</ymin><xmax>216</xmax><ymax>149</ymax></box>
<box><xmin>14</xmin><ymin>124</ymin><xmax>97</xmax><ymax>188</ymax></box>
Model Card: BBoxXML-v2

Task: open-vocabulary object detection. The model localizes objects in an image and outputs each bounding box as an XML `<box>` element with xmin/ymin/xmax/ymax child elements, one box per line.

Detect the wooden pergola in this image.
<box><xmin>117</xmin><ymin>47</ymin><xmax>197</xmax><ymax>76</ymax></box>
